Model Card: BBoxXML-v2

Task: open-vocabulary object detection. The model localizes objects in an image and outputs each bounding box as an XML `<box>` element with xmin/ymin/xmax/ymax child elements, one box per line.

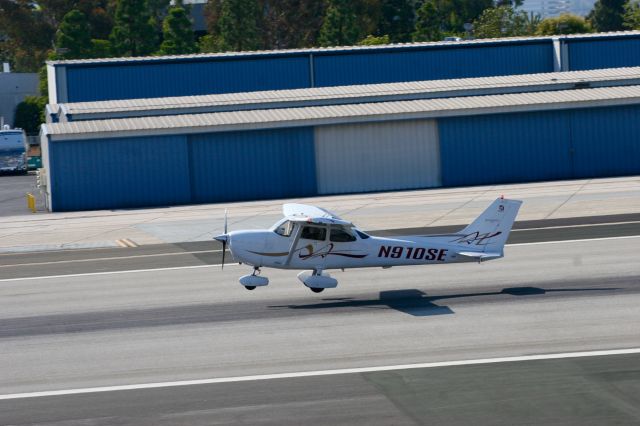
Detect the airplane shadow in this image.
<box><xmin>270</xmin><ymin>286</ymin><xmax>619</xmax><ymax>317</ymax></box>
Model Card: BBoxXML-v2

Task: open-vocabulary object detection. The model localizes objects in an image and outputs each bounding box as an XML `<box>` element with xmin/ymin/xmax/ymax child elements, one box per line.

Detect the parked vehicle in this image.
<box><xmin>0</xmin><ymin>125</ymin><xmax>27</xmax><ymax>173</ymax></box>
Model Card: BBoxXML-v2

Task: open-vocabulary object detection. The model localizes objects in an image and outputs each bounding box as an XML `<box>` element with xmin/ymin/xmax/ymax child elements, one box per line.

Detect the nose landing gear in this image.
<box><xmin>240</xmin><ymin>267</ymin><xmax>269</xmax><ymax>290</ymax></box>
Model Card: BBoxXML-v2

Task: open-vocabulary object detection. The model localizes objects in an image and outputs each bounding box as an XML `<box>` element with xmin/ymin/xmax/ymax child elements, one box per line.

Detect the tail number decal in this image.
<box><xmin>378</xmin><ymin>246</ymin><xmax>447</xmax><ymax>261</ymax></box>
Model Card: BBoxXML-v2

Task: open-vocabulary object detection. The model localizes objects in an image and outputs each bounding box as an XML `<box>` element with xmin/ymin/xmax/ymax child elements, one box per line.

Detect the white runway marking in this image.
<box><xmin>1</xmin><ymin>234</ymin><xmax>639</xmax><ymax>283</ymax></box>
<box><xmin>1</xmin><ymin>347</ymin><xmax>639</xmax><ymax>401</ymax></box>
<box><xmin>508</xmin><ymin>234</ymin><xmax>640</xmax><ymax>246</ymax></box>
<box><xmin>0</xmin><ymin>263</ymin><xmax>240</xmax><ymax>282</ymax></box>
<box><xmin>0</xmin><ymin>249</ymin><xmax>222</xmax><ymax>269</ymax></box>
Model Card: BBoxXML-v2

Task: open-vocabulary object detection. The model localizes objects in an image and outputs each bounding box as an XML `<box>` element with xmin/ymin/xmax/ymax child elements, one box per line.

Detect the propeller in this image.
<box><xmin>214</xmin><ymin>209</ymin><xmax>229</xmax><ymax>269</ymax></box>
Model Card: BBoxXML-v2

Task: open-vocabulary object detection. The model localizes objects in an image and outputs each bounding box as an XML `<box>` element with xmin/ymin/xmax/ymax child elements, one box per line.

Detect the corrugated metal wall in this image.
<box><xmin>65</xmin><ymin>56</ymin><xmax>311</xmax><ymax>102</ymax></box>
<box><xmin>188</xmin><ymin>128</ymin><xmax>317</xmax><ymax>203</ymax></box>
<box><xmin>439</xmin><ymin>105</ymin><xmax>640</xmax><ymax>187</ymax></box>
<box><xmin>313</xmin><ymin>42</ymin><xmax>554</xmax><ymax>87</ymax></box>
<box><xmin>49</xmin><ymin>135</ymin><xmax>191</xmax><ymax>211</ymax></box>
<box><xmin>568</xmin><ymin>36</ymin><xmax>640</xmax><ymax>70</ymax></box>
<box><xmin>439</xmin><ymin>111</ymin><xmax>573</xmax><ymax>186</ymax></box>
<box><xmin>570</xmin><ymin>105</ymin><xmax>640</xmax><ymax>177</ymax></box>
<box><xmin>56</xmin><ymin>39</ymin><xmax>559</xmax><ymax>103</ymax></box>
<box><xmin>314</xmin><ymin>120</ymin><xmax>441</xmax><ymax>194</ymax></box>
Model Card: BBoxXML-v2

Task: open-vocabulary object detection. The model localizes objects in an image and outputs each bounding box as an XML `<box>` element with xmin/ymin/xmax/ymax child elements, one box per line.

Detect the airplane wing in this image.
<box><xmin>282</xmin><ymin>203</ymin><xmax>351</xmax><ymax>225</ymax></box>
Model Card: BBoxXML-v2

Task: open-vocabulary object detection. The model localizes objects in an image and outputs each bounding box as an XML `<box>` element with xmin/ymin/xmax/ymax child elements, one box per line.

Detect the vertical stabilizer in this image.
<box><xmin>454</xmin><ymin>198</ymin><xmax>522</xmax><ymax>254</ymax></box>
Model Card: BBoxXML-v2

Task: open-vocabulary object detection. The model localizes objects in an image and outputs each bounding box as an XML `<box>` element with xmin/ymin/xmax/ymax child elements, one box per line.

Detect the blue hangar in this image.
<box><xmin>40</xmin><ymin>33</ymin><xmax>640</xmax><ymax>211</ymax></box>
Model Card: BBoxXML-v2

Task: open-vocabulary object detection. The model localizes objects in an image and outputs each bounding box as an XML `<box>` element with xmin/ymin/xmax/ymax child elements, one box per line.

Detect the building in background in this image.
<box><xmin>45</xmin><ymin>32</ymin><xmax>640</xmax><ymax>105</ymax></box>
<box><xmin>521</xmin><ymin>0</ymin><xmax>596</xmax><ymax>18</ymax></box>
<box><xmin>0</xmin><ymin>67</ymin><xmax>38</xmax><ymax>128</ymax></box>
<box><xmin>41</xmin><ymin>68</ymin><xmax>640</xmax><ymax>211</ymax></box>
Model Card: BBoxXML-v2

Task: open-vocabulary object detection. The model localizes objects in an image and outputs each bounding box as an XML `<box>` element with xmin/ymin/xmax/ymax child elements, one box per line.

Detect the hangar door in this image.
<box><xmin>314</xmin><ymin>120</ymin><xmax>441</xmax><ymax>194</ymax></box>
<box><xmin>188</xmin><ymin>127</ymin><xmax>317</xmax><ymax>203</ymax></box>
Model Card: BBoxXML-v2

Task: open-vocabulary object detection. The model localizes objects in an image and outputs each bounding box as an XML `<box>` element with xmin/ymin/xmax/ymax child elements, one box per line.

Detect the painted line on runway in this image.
<box><xmin>508</xmin><ymin>234</ymin><xmax>640</xmax><ymax>246</ymax></box>
<box><xmin>1</xmin><ymin>234</ymin><xmax>639</xmax><ymax>283</ymax></box>
<box><xmin>0</xmin><ymin>249</ymin><xmax>223</xmax><ymax>269</ymax></box>
<box><xmin>510</xmin><ymin>220</ymin><xmax>640</xmax><ymax>231</ymax></box>
<box><xmin>1</xmin><ymin>347</ymin><xmax>639</xmax><ymax>401</ymax></box>
<box><xmin>0</xmin><ymin>263</ymin><xmax>240</xmax><ymax>282</ymax></box>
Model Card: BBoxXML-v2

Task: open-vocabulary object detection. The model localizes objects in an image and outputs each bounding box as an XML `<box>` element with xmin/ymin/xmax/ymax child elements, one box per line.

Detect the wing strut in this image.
<box><xmin>284</xmin><ymin>224</ymin><xmax>303</xmax><ymax>267</ymax></box>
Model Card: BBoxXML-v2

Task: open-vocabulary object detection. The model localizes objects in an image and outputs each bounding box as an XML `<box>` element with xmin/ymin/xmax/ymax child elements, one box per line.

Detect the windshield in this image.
<box><xmin>274</xmin><ymin>220</ymin><xmax>295</xmax><ymax>237</ymax></box>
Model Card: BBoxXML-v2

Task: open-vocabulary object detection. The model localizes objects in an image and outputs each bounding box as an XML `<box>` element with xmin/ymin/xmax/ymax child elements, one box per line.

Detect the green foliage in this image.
<box><xmin>624</xmin><ymin>0</ymin><xmax>640</xmax><ymax>29</ymax></box>
<box><xmin>109</xmin><ymin>0</ymin><xmax>158</xmax><ymax>56</ymax></box>
<box><xmin>55</xmin><ymin>10</ymin><xmax>93</xmax><ymax>59</ymax></box>
<box><xmin>13</xmin><ymin>96</ymin><xmax>47</xmax><ymax>135</ymax></box>
<box><xmin>260</xmin><ymin>0</ymin><xmax>326</xmax><ymax>48</ymax></box>
<box><xmin>319</xmin><ymin>0</ymin><xmax>360</xmax><ymax>46</ymax></box>
<box><xmin>147</xmin><ymin>0</ymin><xmax>171</xmax><ymax>32</ymax></box>
<box><xmin>413</xmin><ymin>0</ymin><xmax>442</xmax><ymax>41</ymax></box>
<box><xmin>198</xmin><ymin>34</ymin><xmax>222</xmax><ymax>53</ymax></box>
<box><xmin>536</xmin><ymin>13</ymin><xmax>592</xmax><ymax>35</ymax></box>
<box><xmin>91</xmin><ymin>39</ymin><xmax>112</xmax><ymax>58</ymax></box>
<box><xmin>0</xmin><ymin>0</ymin><xmax>54</xmax><ymax>71</ymax></box>
<box><xmin>588</xmin><ymin>0</ymin><xmax>626</xmax><ymax>31</ymax></box>
<box><xmin>358</xmin><ymin>34</ymin><xmax>391</xmax><ymax>45</ymax></box>
<box><xmin>472</xmin><ymin>6</ymin><xmax>535</xmax><ymax>38</ymax></box>
<box><xmin>158</xmin><ymin>7</ymin><xmax>197</xmax><ymax>55</ymax></box>
<box><xmin>413</xmin><ymin>0</ymin><xmax>493</xmax><ymax>41</ymax></box>
<box><xmin>379</xmin><ymin>0</ymin><xmax>415</xmax><ymax>42</ymax></box>
<box><xmin>38</xmin><ymin>65</ymin><xmax>49</xmax><ymax>98</ymax></box>
<box><xmin>217</xmin><ymin>0</ymin><xmax>260</xmax><ymax>51</ymax></box>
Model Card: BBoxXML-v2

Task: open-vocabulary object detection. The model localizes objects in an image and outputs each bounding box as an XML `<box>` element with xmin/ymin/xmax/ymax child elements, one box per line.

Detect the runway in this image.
<box><xmin>1</xmin><ymin>225</ymin><xmax>640</xmax><ymax>424</ymax></box>
<box><xmin>2</xmin><ymin>213</ymin><xmax>640</xmax><ymax>279</ymax></box>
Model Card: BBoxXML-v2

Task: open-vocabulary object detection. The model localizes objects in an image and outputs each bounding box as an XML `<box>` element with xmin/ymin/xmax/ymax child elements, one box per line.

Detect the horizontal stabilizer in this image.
<box><xmin>458</xmin><ymin>251</ymin><xmax>503</xmax><ymax>261</ymax></box>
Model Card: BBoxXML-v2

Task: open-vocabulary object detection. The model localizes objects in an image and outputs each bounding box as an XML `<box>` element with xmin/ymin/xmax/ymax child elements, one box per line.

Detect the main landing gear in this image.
<box><xmin>297</xmin><ymin>269</ymin><xmax>338</xmax><ymax>293</ymax></box>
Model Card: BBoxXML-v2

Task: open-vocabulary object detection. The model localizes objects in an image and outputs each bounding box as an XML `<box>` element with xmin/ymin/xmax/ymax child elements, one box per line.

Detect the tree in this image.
<box><xmin>472</xmin><ymin>6</ymin><xmax>534</xmax><ymax>38</ymax></box>
<box><xmin>258</xmin><ymin>0</ymin><xmax>326</xmax><ymax>49</ymax></box>
<box><xmin>13</xmin><ymin>96</ymin><xmax>47</xmax><ymax>135</ymax></box>
<box><xmin>624</xmin><ymin>0</ymin><xmax>640</xmax><ymax>28</ymax></box>
<box><xmin>358</xmin><ymin>34</ymin><xmax>390</xmax><ymax>45</ymax></box>
<box><xmin>379</xmin><ymin>0</ymin><xmax>414</xmax><ymax>42</ymax></box>
<box><xmin>0</xmin><ymin>0</ymin><xmax>54</xmax><ymax>71</ymax></box>
<box><xmin>158</xmin><ymin>7</ymin><xmax>197</xmax><ymax>54</ymax></box>
<box><xmin>90</xmin><ymin>39</ymin><xmax>112</xmax><ymax>58</ymax></box>
<box><xmin>55</xmin><ymin>10</ymin><xmax>93</xmax><ymax>59</ymax></box>
<box><xmin>147</xmin><ymin>0</ymin><xmax>171</xmax><ymax>32</ymax></box>
<box><xmin>109</xmin><ymin>0</ymin><xmax>158</xmax><ymax>56</ymax></box>
<box><xmin>588</xmin><ymin>0</ymin><xmax>626</xmax><ymax>31</ymax></box>
<box><xmin>319</xmin><ymin>0</ymin><xmax>360</xmax><ymax>46</ymax></box>
<box><xmin>413</xmin><ymin>0</ymin><xmax>493</xmax><ymax>40</ymax></box>
<box><xmin>216</xmin><ymin>0</ymin><xmax>260</xmax><ymax>51</ymax></box>
<box><xmin>536</xmin><ymin>13</ymin><xmax>592</xmax><ymax>35</ymax></box>
<box><xmin>413</xmin><ymin>0</ymin><xmax>442</xmax><ymax>41</ymax></box>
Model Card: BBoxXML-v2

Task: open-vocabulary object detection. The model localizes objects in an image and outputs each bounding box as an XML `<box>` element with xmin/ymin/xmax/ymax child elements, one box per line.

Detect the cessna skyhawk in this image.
<box><xmin>215</xmin><ymin>197</ymin><xmax>522</xmax><ymax>293</ymax></box>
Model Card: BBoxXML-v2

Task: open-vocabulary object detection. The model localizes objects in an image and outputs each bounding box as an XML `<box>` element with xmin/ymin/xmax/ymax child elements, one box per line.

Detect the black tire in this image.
<box><xmin>245</xmin><ymin>286</ymin><xmax>256</xmax><ymax>291</ymax></box>
<box><xmin>310</xmin><ymin>287</ymin><xmax>324</xmax><ymax>293</ymax></box>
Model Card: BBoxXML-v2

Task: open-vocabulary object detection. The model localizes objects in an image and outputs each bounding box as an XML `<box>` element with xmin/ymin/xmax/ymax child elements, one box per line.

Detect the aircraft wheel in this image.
<box><xmin>310</xmin><ymin>287</ymin><xmax>324</xmax><ymax>293</ymax></box>
<box><xmin>244</xmin><ymin>286</ymin><xmax>256</xmax><ymax>291</ymax></box>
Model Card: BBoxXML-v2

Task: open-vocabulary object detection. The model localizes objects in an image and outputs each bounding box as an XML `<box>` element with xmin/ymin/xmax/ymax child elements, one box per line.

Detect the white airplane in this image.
<box><xmin>215</xmin><ymin>197</ymin><xmax>522</xmax><ymax>293</ymax></box>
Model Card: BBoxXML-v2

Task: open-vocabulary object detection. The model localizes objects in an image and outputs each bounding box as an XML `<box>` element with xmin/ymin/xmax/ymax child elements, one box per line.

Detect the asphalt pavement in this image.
<box><xmin>1</xmin><ymin>227</ymin><xmax>639</xmax><ymax>424</ymax></box>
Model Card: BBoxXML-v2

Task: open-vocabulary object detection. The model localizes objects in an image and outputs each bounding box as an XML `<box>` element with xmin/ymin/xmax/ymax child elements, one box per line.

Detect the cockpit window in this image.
<box><xmin>330</xmin><ymin>227</ymin><xmax>356</xmax><ymax>242</ymax></box>
<box><xmin>355</xmin><ymin>230</ymin><xmax>370</xmax><ymax>239</ymax></box>
<box><xmin>301</xmin><ymin>226</ymin><xmax>326</xmax><ymax>241</ymax></box>
<box><xmin>274</xmin><ymin>220</ymin><xmax>295</xmax><ymax>237</ymax></box>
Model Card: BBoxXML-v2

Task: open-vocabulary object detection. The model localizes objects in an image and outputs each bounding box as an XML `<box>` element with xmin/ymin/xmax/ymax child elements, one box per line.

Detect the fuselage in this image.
<box><xmin>227</xmin><ymin>226</ymin><xmax>484</xmax><ymax>271</ymax></box>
